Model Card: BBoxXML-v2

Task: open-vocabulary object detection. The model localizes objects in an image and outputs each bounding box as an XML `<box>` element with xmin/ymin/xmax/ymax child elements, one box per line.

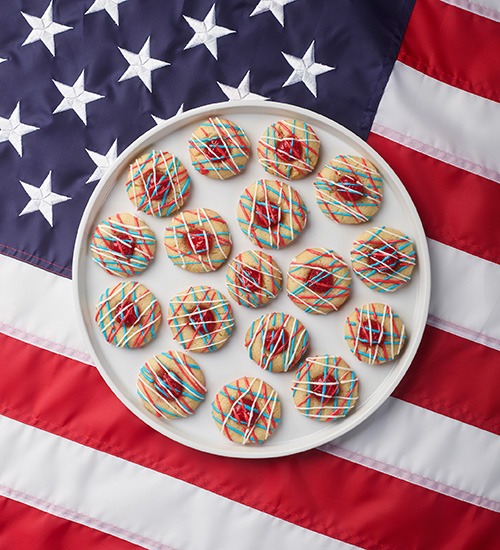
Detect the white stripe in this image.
<box><xmin>322</xmin><ymin>398</ymin><xmax>500</xmax><ymax>512</ymax></box>
<box><xmin>441</xmin><ymin>0</ymin><xmax>500</xmax><ymax>22</ymax></box>
<box><xmin>373</xmin><ymin>62</ymin><xmax>500</xmax><ymax>183</ymax></box>
<box><xmin>0</xmin><ymin>416</ymin><xmax>357</xmax><ymax>550</ymax></box>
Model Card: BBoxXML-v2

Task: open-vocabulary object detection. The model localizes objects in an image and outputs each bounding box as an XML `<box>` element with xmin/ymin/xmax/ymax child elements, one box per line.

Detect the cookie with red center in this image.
<box><xmin>287</xmin><ymin>248</ymin><xmax>351</xmax><ymax>315</ymax></box>
<box><xmin>211</xmin><ymin>377</ymin><xmax>281</xmax><ymax>445</ymax></box>
<box><xmin>95</xmin><ymin>281</ymin><xmax>162</xmax><ymax>349</ymax></box>
<box><xmin>257</xmin><ymin>119</ymin><xmax>320</xmax><ymax>180</ymax></box>
<box><xmin>188</xmin><ymin>117</ymin><xmax>250</xmax><ymax>179</ymax></box>
<box><xmin>167</xmin><ymin>286</ymin><xmax>234</xmax><ymax>353</ymax></box>
<box><xmin>164</xmin><ymin>208</ymin><xmax>232</xmax><ymax>273</ymax></box>
<box><xmin>126</xmin><ymin>150</ymin><xmax>191</xmax><ymax>217</ymax></box>
<box><xmin>351</xmin><ymin>226</ymin><xmax>417</xmax><ymax>292</ymax></box>
<box><xmin>137</xmin><ymin>351</ymin><xmax>207</xmax><ymax>419</ymax></box>
<box><xmin>226</xmin><ymin>250</ymin><xmax>283</xmax><ymax>308</ymax></box>
<box><xmin>292</xmin><ymin>356</ymin><xmax>359</xmax><ymax>421</ymax></box>
<box><xmin>237</xmin><ymin>179</ymin><xmax>307</xmax><ymax>249</ymax></box>
<box><xmin>344</xmin><ymin>302</ymin><xmax>407</xmax><ymax>364</ymax></box>
<box><xmin>314</xmin><ymin>155</ymin><xmax>383</xmax><ymax>224</ymax></box>
<box><xmin>245</xmin><ymin>312</ymin><xmax>309</xmax><ymax>373</ymax></box>
<box><xmin>90</xmin><ymin>213</ymin><xmax>156</xmax><ymax>277</ymax></box>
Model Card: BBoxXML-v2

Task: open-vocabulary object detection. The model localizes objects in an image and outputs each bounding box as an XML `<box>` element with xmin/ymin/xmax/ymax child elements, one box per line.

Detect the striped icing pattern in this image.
<box><xmin>95</xmin><ymin>281</ymin><xmax>162</xmax><ymax>349</ymax></box>
<box><xmin>211</xmin><ymin>377</ymin><xmax>281</xmax><ymax>445</ymax></box>
<box><xmin>164</xmin><ymin>208</ymin><xmax>232</xmax><ymax>273</ymax></box>
<box><xmin>137</xmin><ymin>351</ymin><xmax>207</xmax><ymax>419</ymax></box>
<box><xmin>237</xmin><ymin>179</ymin><xmax>307</xmax><ymax>249</ymax></box>
<box><xmin>225</xmin><ymin>250</ymin><xmax>282</xmax><ymax>308</ymax></box>
<box><xmin>287</xmin><ymin>248</ymin><xmax>351</xmax><ymax>315</ymax></box>
<box><xmin>188</xmin><ymin>117</ymin><xmax>250</xmax><ymax>179</ymax></box>
<box><xmin>314</xmin><ymin>155</ymin><xmax>383</xmax><ymax>224</ymax></box>
<box><xmin>90</xmin><ymin>213</ymin><xmax>156</xmax><ymax>277</ymax></box>
<box><xmin>167</xmin><ymin>285</ymin><xmax>234</xmax><ymax>353</ymax></box>
<box><xmin>351</xmin><ymin>226</ymin><xmax>417</xmax><ymax>292</ymax></box>
<box><xmin>245</xmin><ymin>312</ymin><xmax>309</xmax><ymax>373</ymax></box>
<box><xmin>126</xmin><ymin>150</ymin><xmax>191</xmax><ymax>217</ymax></box>
<box><xmin>257</xmin><ymin>119</ymin><xmax>320</xmax><ymax>180</ymax></box>
<box><xmin>291</xmin><ymin>355</ymin><xmax>359</xmax><ymax>421</ymax></box>
<box><xmin>345</xmin><ymin>302</ymin><xmax>407</xmax><ymax>364</ymax></box>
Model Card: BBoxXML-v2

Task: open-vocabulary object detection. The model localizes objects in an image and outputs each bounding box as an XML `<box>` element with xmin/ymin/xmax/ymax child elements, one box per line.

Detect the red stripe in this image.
<box><xmin>0</xmin><ymin>496</ymin><xmax>139</xmax><ymax>549</ymax></box>
<box><xmin>367</xmin><ymin>132</ymin><xmax>500</xmax><ymax>264</ymax></box>
<box><xmin>398</xmin><ymin>0</ymin><xmax>500</xmax><ymax>102</ymax></box>
<box><xmin>0</xmin><ymin>333</ymin><xmax>498</xmax><ymax>549</ymax></box>
<box><xmin>394</xmin><ymin>325</ymin><xmax>500</xmax><ymax>434</ymax></box>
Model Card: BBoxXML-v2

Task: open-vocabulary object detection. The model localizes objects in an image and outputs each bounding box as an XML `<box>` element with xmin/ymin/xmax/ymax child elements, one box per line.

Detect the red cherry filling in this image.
<box><xmin>275</xmin><ymin>136</ymin><xmax>303</xmax><ymax>161</ymax></box>
<box><xmin>205</xmin><ymin>137</ymin><xmax>229</xmax><ymax>161</ymax></box>
<box><xmin>116</xmin><ymin>299</ymin><xmax>139</xmax><ymax>327</ymax></box>
<box><xmin>359</xmin><ymin>318</ymin><xmax>383</xmax><ymax>347</ymax></box>
<box><xmin>335</xmin><ymin>174</ymin><xmax>365</xmax><ymax>202</ymax></box>
<box><xmin>189</xmin><ymin>306</ymin><xmax>218</xmax><ymax>336</ymax></box>
<box><xmin>311</xmin><ymin>372</ymin><xmax>339</xmax><ymax>402</ymax></box>
<box><xmin>109</xmin><ymin>235</ymin><xmax>135</xmax><ymax>257</ymax></box>
<box><xmin>239</xmin><ymin>266</ymin><xmax>263</xmax><ymax>292</ymax></box>
<box><xmin>369</xmin><ymin>245</ymin><xmax>400</xmax><ymax>273</ymax></box>
<box><xmin>264</xmin><ymin>327</ymin><xmax>289</xmax><ymax>355</ymax></box>
<box><xmin>147</xmin><ymin>172</ymin><xmax>171</xmax><ymax>201</ymax></box>
<box><xmin>306</xmin><ymin>268</ymin><xmax>334</xmax><ymax>294</ymax></box>
<box><xmin>159</xmin><ymin>371</ymin><xmax>183</xmax><ymax>398</ymax></box>
<box><xmin>254</xmin><ymin>202</ymin><xmax>281</xmax><ymax>228</ymax></box>
<box><xmin>187</xmin><ymin>229</ymin><xmax>214</xmax><ymax>255</ymax></box>
<box><xmin>232</xmin><ymin>396</ymin><xmax>259</xmax><ymax>426</ymax></box>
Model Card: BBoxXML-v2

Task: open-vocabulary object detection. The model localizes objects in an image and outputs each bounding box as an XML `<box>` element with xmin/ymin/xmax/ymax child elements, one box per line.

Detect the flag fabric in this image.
<box><xmin>0</xmin><ymin>0</ymin><xmax>499</xmax><ymax>548</ymax></box>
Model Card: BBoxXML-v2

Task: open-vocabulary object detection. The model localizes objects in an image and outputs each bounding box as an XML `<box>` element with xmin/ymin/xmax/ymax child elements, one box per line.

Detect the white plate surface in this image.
<box><xmin>73</xmin><ymin>101</ymin><xmax>431</xmax><ymax>458</ymax></box>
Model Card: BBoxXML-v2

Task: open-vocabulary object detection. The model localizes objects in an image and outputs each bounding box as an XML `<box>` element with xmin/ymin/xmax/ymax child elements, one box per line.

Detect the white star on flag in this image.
<box><xmin>19</xmin><ymin>172</ymin><xmax>71</xmax><ymax>227</ymax></box>
<box><xmin>53</xmin><ymin>71</ymin><xmax>104</xmax><ymax>125</ymax></box>
<box><xmin>85</xmin><ymin>140</ymin><xmax>118</xmax><ymax>184</ymax></box>
<box><xmin>250</xmin><ymin>0</ymin><xmax>297</xmax><ymax>27</ymax></box>
<box><xmin>183</xmin><ymin>4</ymin><xmax>235</xmax><ymax>60</ymax></box>
<box><xmin>118</xmin><ymin>37</ymin><xmax>169</xmax><ymax>92</ymax></box>
<box><xmin>217</xmin><ymin>71</ymin><xmax>268</xmax><ymax>101</ymax></box>
<box><xmin>0</xmin><ymin>102</ymin><xmax>39</xmax><ymax>157</ymax></box>
<box><xmin>85</xmin><ymin>0</ymin><xmax>129</xmax><ymax>25</ymax></box>
<box><xmin>21</xmin><ymin>1</ymin><xmax>72</xmax><ymax>56</ymax></box>
<box><xmin>282</xmin><ymin>40</ymin><xmax>335</xmax><ymax>97</ymax></box>
<box><xmin>0</xmin><ymin>58</ymin><xmax>6</xmax><ymax>64</ymax></box>
<box><xmin>151</xmin><ymin>103</ymin><xmax>184</xmax><ymax>126</ymax></box>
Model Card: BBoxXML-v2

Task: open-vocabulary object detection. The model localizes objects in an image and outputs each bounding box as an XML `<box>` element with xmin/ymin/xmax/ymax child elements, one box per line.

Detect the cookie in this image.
<box><xmin>137</xmin><ymin>351</ymin><xmax>207</xmax><ymax>419</ymax></box>
<box><xmin>351</xmin><ymin>226</ymin><xmax>416</xmax><ymax>292</ymax></box>
<box><xmin>314</xmin><ymin>155</ymin><xmax>383</xmax><ymax>224</ymax></box>
<box><xmin>291</xmin><ymin>355</ymin><xmax>359</xmax><ymax>421</ymax></box>
<box><xmin>237</xmin><ymin>179</ymin><xmax>307</xmax><ymax>249</ymax></box>
<box><xmin>95</xmin><ymin>281</ymin><xmax>162</xmax><ymax>348</ymax></box>
<box><xmin>344</xmin><ymin>302</ymin><xmax>407</xmax><ymax>364</ymax></box>
<box><xmin>226</xmin><ymin>250</ymin><xmax>282</xmax><ymax>308</ymax></box>
<box><xmin>287</xmin><ymin>248</ymin><xmax>351</xmax><ymax>315</ymax></box>
<box><xmin>257</xmin><ymin>119</ymin><xmax>320</xmax><ymax>180</ymax></box>
<box><xmin>189</xmin><ymin>117</ymin><xmax>250</xmax><ymax>179</ymax></box>
<box><xmin>211</xmin><ymin>377</ymin><xmax>281</xmax><ymax>445</ymax></box>
<box><xmin>167</xmin><ymin>286</ymin><xmax>234</xmax><ymax>353</ymax></box>
<box><xmin>245</xmin><ymin>312</ymin><xmax>309</xmax><ymax>373</ymax></box>
<box><xmin>90</xmin><ymin>213</ymin><xmax>156</xmax><ymax>277</ymax></box>
<box><xmin>164</xmin><ymin>208</ymin><xmax>232</xmax><ymax>273</ymax></box>
<box><xmin>126</xmin><ymin>150</ymin><xmax>191</xmax><ymax>217</ymax></box>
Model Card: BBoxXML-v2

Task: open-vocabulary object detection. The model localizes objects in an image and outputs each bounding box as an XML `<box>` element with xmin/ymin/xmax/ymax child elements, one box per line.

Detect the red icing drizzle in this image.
<box><xmin>190</xmin><ymin>306</ymin><xmax>218</xmax><ymax>336</ymax></box>
<box><xmin>264</xmin><ymin>327</ymin><xmax>289</xmax><ymax>354</ymax></box>
<box><xmin>275</xmin><ymin>137</ymin><xmax>303</xmax><ymax>161</ymax></box>
<box><xmin>369</xmin><ymin>244</ymin><xmax>400</xmax><ymax>272</ymax></box>
<box><xmin>109</xmin><ymin>234</ymin><xmax>135</xmax><ymax>257</ymax></box>
<box><xmin>205</xmin><ymin>137</ymin><xmax>229</xmax><ymax>161</ymax></box>
<box><xmin>335</xmin><ymin>174</ymin><xmax>365</xmax><ymax>202</ymax></box>
<box><xmin>254</xmin><ymin>202</ymin><xmax>281</xmax><ymax>228</ymax></box>
<box><xmin>311</xmin><ymin>372</ymin><xmax>339</xmax><ymax>402</ymax></box>
<box><xmin>187</xmin><ymin>229</ymin><xmax>214</xmax><ymax>255</ymax></box>
<box><xmin>359</xmin><ymin>318</ymin><xmax>383</xmax><ymax>347</ymax></box>
<box><xmin>306</xmin><ymin>268</ymin><xmax>334</xmax><ymax>293</ymax></box>
<box><xmin>239</xmin><ymin>266</ymin><xmax>263</xmax><ymax>292</ymax></box>
<box><xmin>116</xmin><ymin>299</ymin><xmax>138</xmax><ymax>327</ymax></box>
<box><xmin>233</xmin><ymin>396</ymin><xmax>259</xmax><ymax>426</ymax></box>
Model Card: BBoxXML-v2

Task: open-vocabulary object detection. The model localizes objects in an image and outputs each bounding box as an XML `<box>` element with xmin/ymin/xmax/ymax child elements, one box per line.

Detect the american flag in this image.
<box><xmin>1</xmin><ymin>0</ymin><xmax>499</xmax><ymax>548</ymax></box>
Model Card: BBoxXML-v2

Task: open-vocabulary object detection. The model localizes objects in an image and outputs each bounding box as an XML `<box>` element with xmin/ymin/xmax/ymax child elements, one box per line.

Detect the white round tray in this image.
<box><xmin>73</xmin><ymin>100</ymin><xmax>431</xmax><ymax>458</ymax></box>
